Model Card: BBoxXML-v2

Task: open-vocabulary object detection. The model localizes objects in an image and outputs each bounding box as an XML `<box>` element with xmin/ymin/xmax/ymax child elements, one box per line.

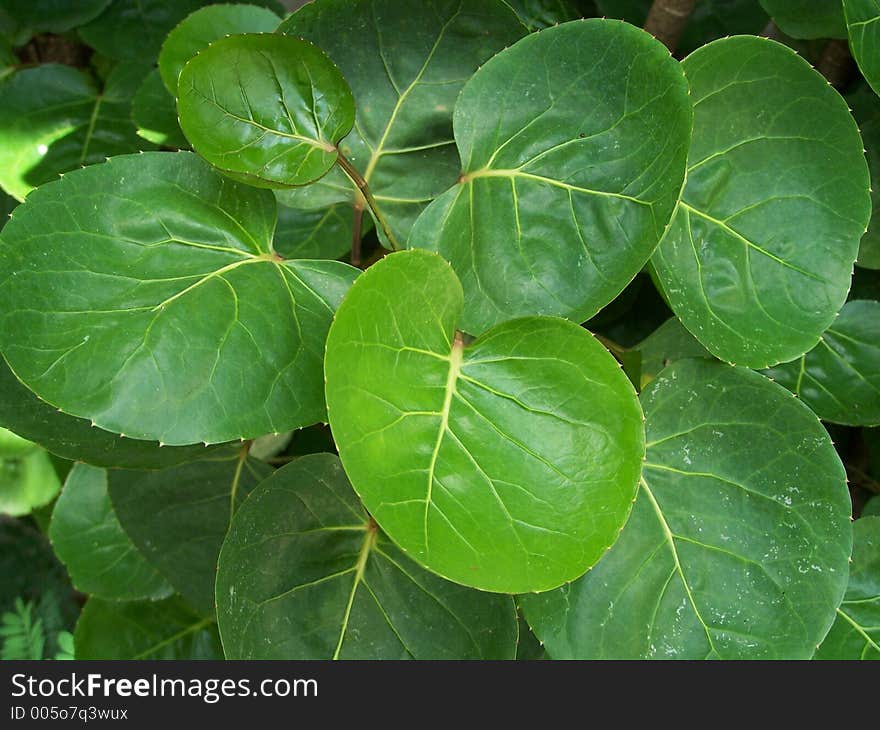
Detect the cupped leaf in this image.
<box><xmin>177</xmin><ymin>33</ymin><xmax>354</xmax><ymax>188</ymax></box>
<box><xmin>49</xmin><ymin>464</ymin><xmax>172</xmax><ymax>601</ymax></box>
<box><xmin>159</xmin><ymin>3</ymin><xmax>281</xmax><ymax>94</ymax></box>
<box><xmin>815</xmin><ymin>517</ymin><xmax>880</xmax><ymax>660</ymax></box>
<box><xmin>0</xmin><ymin>0</ymin><xmax>111</xmax><ymax>41</ymax></box>
<box><xmin>109</xmin><ymin>451</ymin><xmax>271</xmax><ymax>615</ymax></box>
<box><xmin>217</xmin><ymin>454</ymin><xmax>518</xmax><ymax>659</ymax></box>
<box><xmin>520</xmin><ymin>359</ymin><xmax>852</xmax><ymax>659</ymax></box>
<box><xmin>0</xmin><ymin>152</ymin><xmax>359</xmax><ymax>446</ymax></box>
<box><xmin>131</xmin><ymin>69</ymin><xmax>189</xmax><ymax>149</ymax></box>
<box><xmin>0</xmin><ymin>356</ymin><xmax>221</xmax><ymax>469</ymax></box>
<box><xmin>0</xmin><ymin>62</ymin><xmax>153</xmax><ymax>201</ymax></box>
<box><xmin>325</xmin><ymin>250</ymin><xmax>645</xmax><ymax>593</ymax></box>
<box><xmin>75</xmin><ymin>596</ymin><xmax>222</xmax><ymax>659</ymax></box>
<box><xmin>274</xmin><ymin>201</ymin><xmax>353</xmax><ymax>260</ymax></box>
<box><xmin>849</xmin><ymin>86</ymin><xmax>880</xmax><ymax>269</ymax></box>
<box><xmin>651</xmin><ymin>37</ymin><xmax>871</xmax><ymax>368</ymax></box>
<box><xmin>759</xmin><ymin>0</ymin><xmax>847</xmax><ymax>39</ymax></box>
<box><xmin>409</xmin><ymin>19</ymin><xmax>691</xmax><ymax>334</ymax></box>
<box><xmin>0</xmin><ymin>445</ymin><xmax>60</xmax><ymax>517</ymax></box>
<box><xmin>846</xmin><ymin>1</ymin><xmax>880</xmax><ymax>101</ymax></box>
<box><xmin>277</xmin><ymin>0</ymin><xmax>528</xmax><ymax>245</ymax></box>
<box><xmin>763</xmin><ymin>300</ymin><xmax>880</xmax><ymax>426</ymax></box>
<box><xmin>636</xmin><ymin>317</ymin><xmax>712</xmax><ymax>387</ymax></box>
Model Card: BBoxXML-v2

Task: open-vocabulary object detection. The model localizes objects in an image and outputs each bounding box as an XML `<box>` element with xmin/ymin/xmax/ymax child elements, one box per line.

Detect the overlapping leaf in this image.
<box><xmin>0</xmin><ymin>62</ymin><xmax>153</xmax><ymax>201</ymax></box>
<box><xmin>0</xmin><ymin>152</ymin><xmax>359</xmax><ymax>445</ymax></box>
<box><xmin>815</xmin><ymin>517</ymin><xmax>880</xmax><ymax>659</ymax></box>
<box><xmin>0</xmin><ymin>432</ymin><xmax>60</xmax><ymax>517</ymax></box>
<box><xmin>49</xmin><ymin>464</ymin><xmax>172</xmax><ymax>601</ymax></box>
<box><xmin>848</xmin><ymin>86</ymin><xmax>880</xmax><ymax>269</ymax></box>
<box><xmin>217</xmin><ymin>454</ymin><xmax>518</xmax><ymax>659</ymax></box>
<box><xmin>325</xmin><ymin>250</ymin><xmax>644</xmax><ymax>593</ymax></box>
<box><xmin>0</xmin><ymin>0</ymin><xmax>111</xmax><ymax>44</ymax></box>
<box><xmin>75</xmin><ymin>596</ymin><xmax>223</xmax><ymax>659</ymax></box>
<box><xmin>520</xmin><ymin>359</ymin><xmax>852</xmax><ymax>659</ymax></box>
<box><xmin>846</xmin><ymin>1</ymin><xmax>880</xmax><ymax>100</ymax></box>
<box><xmin>177</xmin><ymin>34</ymin><xmax>354</xmax><ymax>188</ymax></box>
<box><xmin>651</xmin><ymin>37</ymin><xmax>870</xmax><ymax>368</ymax></box>
<box><xmin>131</xmin><ymin>69</ymin><xmax>189</xmax><ymax>149</ymax></box>
<box><xmin>109</xmin><ymin>452</ymin><xmax>271</xmax><ymax>614</ymax></box>
<box><xmin>409</xmin><ymin>19</ymin><xmax>692</xmax><ymax>333</ymax></box>
<box><xmin>759</xmin><ymin>0</ymin><xmax>847</xmax><ymax>38</ymax></box>
<box><xmin>274</xmin><ymin>202</ymin><xmax>353</xmax><ymax>260</ymax></box>
<box><xmin>636</xmin><ymin>317</ymin><xmax>712</xmax><ymax>387</ymax></box>
<box><xmin>277</xmin><ymin>0</ymin><xmax>527</xmax><ymax>245</ymax></box>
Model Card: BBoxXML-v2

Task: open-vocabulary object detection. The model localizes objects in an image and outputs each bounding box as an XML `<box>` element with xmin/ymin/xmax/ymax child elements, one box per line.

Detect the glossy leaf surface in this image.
<box><xmin>325</xmin><ymin>250</ymin><xmax>644</xmax><ymax>593</ymax></box>
<box><xmin>0</xmin><ymin>152</ymin><xmax>359</xmax><ymax>445</ymax></box>
<box><xmin>217</xmin><ymin>454</ymin><xmax>518</xmax><ymax>659</ymax></box>
<box><xmin>651</xmin><ymin>37</ymin><xmax>870</xmax><ymax>368</ymax></box>
<box><xmin>409</xmin><ymin>19</ymin><xmax>691</xmax><ymax>333</ymax></box>
<box><xmin>520</xmin><ymin>359</ymin><xmax>852</xmax><ymax>659</ymax></box>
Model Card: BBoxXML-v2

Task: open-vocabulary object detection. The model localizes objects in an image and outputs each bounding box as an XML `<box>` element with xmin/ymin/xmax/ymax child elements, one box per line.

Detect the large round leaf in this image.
<box><xmin>0</xmin><ymin>152</ymin><xmax>358</xmax><ymax>445</ymax></box>
<box><xmin>815</xmin><ymin>517</ymin><xmax>880</xmax><ymax>660</ymax></box>
<box><xmin>159</xmin><ymin>3</ymin><xmax>281</xmax><ymax>94</ymax></box>
<box><xmin>763</xmin><ymin>300</ymin><xmax>880</xmax><ymax>426</ymax></box>
<box><xmin>324</xmin><ymin>250</ymin><xmax>644</xmax><ymax>593</ymax></box>
<box><xmin>49</xmin><ymin>464</ymin><xmax>172</xmax><ymax>601</ymax></box>
<box><xmin>520</xmin><ymin>359</ymin><xmax>852</xmax><ymax>659</ymax></box>
<box><xmin>177</xmin><ymin>33</ymin><xmax>354</xmax><ymax>188</ymax></box>
<box><xmin>849</xmin><ymin>86</ymin><xmax>880</xmax><ymax>269</ymax></box>
<box><xmin>277</xmin><ymin>0</ymin><xmax>527</xmax><ymax>246</ymax></box>
<box><xmin>109</xmin><ymin>452</ymin><xmax>271</xmax><ymax>615</ymax></box>
<box><xmin>75</xmin><ymin>596</ymin><xmax>222</xmax><ymax>660</ymax></box>
<box><xmin>0</xmin><ymin>63</ymin><xmax>153</xmax><ymax>201</ymax></box>
<box><xmin>409</xmin><ymin>19</ymin><xmax>691</xmax><ymax>334</ymax></box>
<box><xmin>759</xmin><ymin>0</ymin><xmax>847</xmax><ymax>39</ymax></box>
<box><xmin>217</xmin><ymin>454</ymin><xmax>518</xmax><ymax>659</ymax></box>
<box><xmin>651</xmin><ymin>37</ymin><xmax>871</xmax><ymax>368</ymax></box>
<box><xmin>846</xmin><ymin>1</ymin><xmax>880</xmax><ymax>99</ymax></box>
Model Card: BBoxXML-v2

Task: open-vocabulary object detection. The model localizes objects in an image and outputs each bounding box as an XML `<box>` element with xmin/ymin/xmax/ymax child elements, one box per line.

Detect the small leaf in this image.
<box><xmin>409</xmin><ymin>19</ymin><xmax>692</xmax><ymax>333</ymax></box>
<box><xmin>0</xmin><ymin>62</ymin><xmax>153</xmax><ymax>201</ymax></box>
<box><xmin>0</xmin><ymin>445</ymin><xmax>61</xmax><ymax>517</ymax></box>
<box><xmin>763</xmin><ymin>300</ymin><xmax>880</xmax><ymax>426</ymax></box>
<box><xmin>637</xmin><ymin>317</ymin><xmax>712</xmax><ymax>387</ymax></box>
<box><xmin>759</xmin><ymin>0</ymin><xmax>847</xmax><ymax>39</ymax></box>
<box><xmin>0</xmin><ymin>598</ymin><xmax>45</xmax><ymax>660</ymax></box>
<box><xmin>131</xmin><ymin>69</ymin><xmax>189</xmax><ymax>149</ymax></box>
<box><xmin>159</xmin><ymin>3</ymin><xmax>281</xmax><ymax>94</ymax></box>
<box><xmin>217</xmin><ymin>454</ymin><xmax>518</xmax><ymax>659</ymax></box>
<box><xmin>109</xmin><ymin>452</ymin><xmax>271</xmax><ymax>614</ymax></box>
<box><xmin>651</xmin><ymin>37</ymin><xmax>870</xmax><ymax>368</ymax></box>
<box><xmin>49</xmin><ymin>464</ymin><xmax>173</xmax><ymax>601</ymax></box>
<box><xmin>177</xmin><ymin>33</ymin><xmax>354</xmax><ymax>188</ymax></box>
<box><xmin>74</xmin><ymin>596</ymin><xmax>223</xmax><ymax>659</ymax></box>
<box><xmin>277</xmin><ymin>0</ymin><xmax>527</xmax><ymax>246</ymax></box>
<box><xmin>274</xmin><ymin>201</ymin><xmax>354</xmax><ymax>260</ymax></box>
<box><xmin>849</xmin><ymin>85</ymin><xmax>880</xmax><ymax>269</ymax></box>
<box><xmin>0</xmin><ymin>356</ymin><xmax>223</xmax><ymax>469</ymax></box>
<box><xmin>325</xmin><ymin>250</ymin><xmax>645</xmax><ymax>593</ymax></box>
<box><xmin>0</xmin><ymin>152</ymin><xmax>359</xmax><ymax>445</ymax></box>
<box><xmin>520</xmin><ymin>359</ymin><xmax>852</xmax><ymax>659</ymax></box>
<box><xmin>815</xmin><ymin>516</ymin><xmax>880</xmax><ymax>660</ymax></box>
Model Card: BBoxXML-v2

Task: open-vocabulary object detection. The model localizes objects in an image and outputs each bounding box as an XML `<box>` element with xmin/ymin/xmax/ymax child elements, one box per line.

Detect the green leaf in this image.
<box><xmin>109</xmin><ymin>452</ymin><xmax>271</xmax><ymax>614</ymax></box>
<box><xmin>409</xmin><ymin>19</ymin><xmax>691</xmax><ymax>334</ymax></box>
<box><xmin>864</xmin><ymin>495</ymin><xmax>880</xmax><ymax>517</ymax></box>
<box><xmin>763</xmin><ymin>300</ymin><xmax>880</xmax><ymax>426</ymax></box>
<box><xmin>815</xmin><ymin>516</ymin><xmax>880</xmax><ymax>659</ymax></box>
<box><xmin>0</xmin><ymin>598</ymin><xmax>45</xmax><ymax>660</ymax></box>
<box><xmin>0</xmin><ymin>426</ymin><xmax>36</xmax><ymax>458</ymax></box>
<box><xmin>177</xmin><ymin>33</ymin><xmax>354</xmax><ymax>188</ymax></box>
<box><xmin>845</xmin><ymin>1</ymin><xmax>880</xmax><ymax>100</ymax></box>
<box><xmin>849</xmin><ymin>85</ymin><xmax>880</xmax><ymax>269</ymax></box>
<box><xmin>276</xmin><ymin>0</ymin><xmax>527</xmax><ymax>245</ymax></box>
<box><xmin>78</xmin><ymin>0</ymin><xmax>212</xmax><ymax>62</ymax></box>
<box><xmin>520</xmin><ymin>359</ymin><xmax>852</xmax><ymax>659</ymax></box>
<box><xmin>651</xmin><ymin>37</ymin><xmax>870</xmax><ymax>368</ymax></box>
<box><xmin>217</xmin><ymin>454</ymin><xmax>518</xmax><ymax>659</ymax></box>
<box><xmin>0</xmin><ymin>0</ymin><xmax>111</xmax><ymax>41</ymax></box>
<box><xmin>0</xmin><ymin>446</ymin><xmax>61</xmax><ymax>517</ymax></box>
<box><xmin>159</xmin><ymin>4</ymin><xmax>280</xmax><ymax>94</ymax></box>
<box><xmin>49</xmin><ymin>464</ymin><xmax>173</xmax><ymax>601</ymax></box>
<box><xmin>324</xmin><ymin>250</ymin><xmax>644</xmax><ymax>593</ymax></box>
<box><xmin>0</xmin><ymin>62</ymin><xmax>154</xmax><ymax>201</ymax></box>
<box><xmin>274</xmin><ymin>201</ymin><xmax>353</xmax><ymax>260</ymax></box>
<box><xmin>0</xmin><ymin>356</ymin><xmax>223</xmax><ymax>469</ymax></box>
<box><xmin>75</xmin><ymin>596</ymin><xmax>223</xmax><ymax>659</ymax></box>
<box><xmin>505</xmin><ymin>0</ymin><xmax>589</xmax><ymax>29</ymax></box>
<box><xmin>636</xmin><ymin>317</ymin><xmax>712</xmax><ymax>388</ymax></box>
<box><xmin>760</xmin><ymin>0</ymin><xmax>847</xmax><ymax>39</ymax></box>
<box><xmin>131</xmin><ymin>69</ymin><xmax>189</xmax><ymax>149</ymax></box>
<box><xmin>0</xmin><ymin>151</ymin><xmax>359</xmax><ymax>446</ymax></box>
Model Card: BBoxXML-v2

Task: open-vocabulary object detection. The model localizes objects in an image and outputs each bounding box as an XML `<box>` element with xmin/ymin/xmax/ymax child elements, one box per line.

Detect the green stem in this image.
<box><xmin>335</xmin><ymin>151</ymin><xmax>400</xmax><ymax>251</ymax></box>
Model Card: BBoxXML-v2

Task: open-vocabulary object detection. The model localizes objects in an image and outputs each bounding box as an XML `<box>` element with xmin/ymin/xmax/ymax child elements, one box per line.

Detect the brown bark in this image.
<box><xmin>644</xmin><ymin>0</ymin><xmax>696</xmax><ymax>53</ymax></box>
